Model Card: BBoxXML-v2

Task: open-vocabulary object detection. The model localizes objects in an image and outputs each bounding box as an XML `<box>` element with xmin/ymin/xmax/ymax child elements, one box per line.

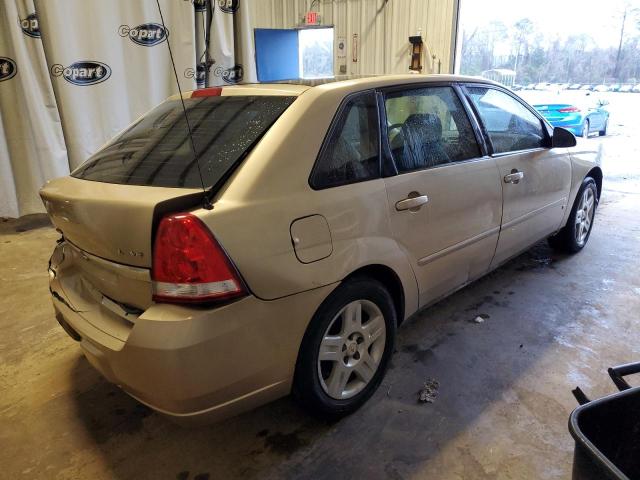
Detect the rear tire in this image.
<box><xmin>548</xmin><ymin>177</ymin><xmax>598</xmax><ymax>253</ymax></box>
<box><xmin>293</xmin><ymin>277</ymin><xmax>396</xmax><ymax>419</ymax></box>
<box><xmin>599</xmin><ymin>119</ymin><xmax>608</xmax><ymax>136</ymax></box>
<box><xmin>582</xmin><ymin>120</ymin><xmax>590</xmax><ymax>138</ymax></box>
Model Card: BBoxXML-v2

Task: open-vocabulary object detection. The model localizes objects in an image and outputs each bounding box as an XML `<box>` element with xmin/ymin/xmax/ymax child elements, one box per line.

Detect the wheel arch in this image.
<box><xmin>586</xmin><ymin>166</ymin><xmax>603</xmax><ymax>200</ymax></box>
<box><xmin>343</xmin><ymin>264</ymin><xmax>406</xmax><ymax>325</ymax></box>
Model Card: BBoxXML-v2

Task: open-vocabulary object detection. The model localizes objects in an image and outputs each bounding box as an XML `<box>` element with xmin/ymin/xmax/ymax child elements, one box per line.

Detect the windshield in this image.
<box><xmin>72</xmin><ymin>95</ymin><xmax>296</xmax><ymax>188</ymax></box>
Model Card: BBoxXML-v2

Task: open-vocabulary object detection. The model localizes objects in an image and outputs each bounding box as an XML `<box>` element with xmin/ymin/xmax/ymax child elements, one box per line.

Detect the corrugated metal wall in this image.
<box><xmin>249</xmin><ymin>0</ymin><xmax>458</xmax><ymax>75</ymax></box>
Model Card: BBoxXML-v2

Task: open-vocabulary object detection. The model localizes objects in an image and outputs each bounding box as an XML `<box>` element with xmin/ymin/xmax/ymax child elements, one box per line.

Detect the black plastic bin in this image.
<box><xmin>569</xmin><ymin>362</ymin><xmax>640</xmax><ymax>480</ymax></box>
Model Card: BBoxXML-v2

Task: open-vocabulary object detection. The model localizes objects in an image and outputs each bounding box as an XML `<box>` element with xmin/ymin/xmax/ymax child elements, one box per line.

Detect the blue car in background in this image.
<box><xmin>533</xmin><ymin>100</ymin><xmax>609</xmax><ymax>138</ymax></box>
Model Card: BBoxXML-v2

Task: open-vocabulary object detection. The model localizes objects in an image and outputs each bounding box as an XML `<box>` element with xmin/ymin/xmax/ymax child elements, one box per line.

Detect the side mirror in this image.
<box><xmin>552</xmin><ymin>127</ymin><xmax>577</xmax><ymax>148</ymax></box>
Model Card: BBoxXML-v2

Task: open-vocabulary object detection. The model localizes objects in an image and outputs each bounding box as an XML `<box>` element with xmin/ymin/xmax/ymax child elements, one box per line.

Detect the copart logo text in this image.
<box><xmin>0</xmin><ymin>57</ymin><xmax>18</xmax><ymax>82</ymax></box>
<box><xmin>20</xmin><ymin>13</ymin><xmax>40</xmax><ymax>38</ymax></box>
<box><xmin>218</xmin><ymin>0</ymin><xmax>239</xmax><ymax>13</ymax></box>
<box><xmin>50</xmin><ymin>61</ymin><xmax>111</xmax><ymax>86</ymax></box>
<box><xmin>222</xmin><ymin>64</ymin><xmax>243</xmax><ymax>84</ymax></box>
<box><xmin>118</xmin><ymin>23</ymin><xmax>169</xmax><ymax>47</ymax></box>
<box><xmin>184</xmin><ymin>64</ymin><xmax>243</xmax><ymax>85</ymax></box>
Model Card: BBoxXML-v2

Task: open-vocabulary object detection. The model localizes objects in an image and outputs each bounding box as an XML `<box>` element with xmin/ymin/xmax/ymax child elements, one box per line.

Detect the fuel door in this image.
<box><xmin>290</xmin><ymin>215</ymin><xmax>333</xmax><ymax>264</ymax></box>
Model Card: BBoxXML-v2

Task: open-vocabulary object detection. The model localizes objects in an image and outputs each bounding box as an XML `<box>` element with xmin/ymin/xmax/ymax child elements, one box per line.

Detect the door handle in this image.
<box><xmin>395</xmin><ymin>194</ymin><xmax>429</xmax><ymax>211</ymax></box>
<box><xmin>504</xmin><ymin>170</ymin><xmax>524</xmax><ymax>184</ymax></box>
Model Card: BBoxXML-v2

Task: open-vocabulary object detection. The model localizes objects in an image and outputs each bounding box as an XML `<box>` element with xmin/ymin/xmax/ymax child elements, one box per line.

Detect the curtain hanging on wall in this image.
<box><xmin>234</xmin><ymin>0</ymin><xmax>258</xmax><ymax>84</ymax></box>
<box><xmin>0</xmin><ymin>0</ymin><xmax>257</xmax><ymax>218</ymax></box>
<box><xmin>0</xmin><ymin>0</ymin><xmax>69</xmax><ymax>219</ymax></box>
<box><xmin>34</xmin><ymin>0</ymin><xmax>197</xmax><ymax>170</ymax></box>
<box><xmin>200</xmin><ymin>0</ymin><xmax>257</xmax><ymax>87</ymax></box>
<box><xmin>209</xmin><ymin>0</ymin><xmax>236</xmax><ymax>85</ymax></box>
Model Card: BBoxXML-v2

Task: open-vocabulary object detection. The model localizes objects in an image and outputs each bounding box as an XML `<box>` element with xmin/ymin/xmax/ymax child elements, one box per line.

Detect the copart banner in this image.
<box><xmin>0</xmin><ymin>0</ymin><xmax>257</xmax><ymax>217</ymax></box>
<box><xmin>0</xmin><ymin>0</ymin><xmax>68</xmax><ymax>218</ymax></box>
<box><xmin>35</xmin><ymin>0</ymin><xmax>197</xmax><ymax>170</ymax></box>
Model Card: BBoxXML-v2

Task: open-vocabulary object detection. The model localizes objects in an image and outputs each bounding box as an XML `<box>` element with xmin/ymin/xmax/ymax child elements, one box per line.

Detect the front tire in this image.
<box><xmin>293</xmin><ymin>277</ymin><xmax>397</xmax><ymax>419</ymax></box>
<box><xmin>548</xmin><ymin>177</ymin><xmax>598</xmax><ymax>253</ymax></box>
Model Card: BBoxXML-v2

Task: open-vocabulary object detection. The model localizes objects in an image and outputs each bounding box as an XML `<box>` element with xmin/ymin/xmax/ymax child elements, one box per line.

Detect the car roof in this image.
<box><xmin>181</xmin><ymin>74</ymin><xmax>500</xmax><ymax>98</ymax></box>
<box><xmin>274</xmin><ymin>73</ymin><xmax>498</xmax><ymax>89</ymax></box>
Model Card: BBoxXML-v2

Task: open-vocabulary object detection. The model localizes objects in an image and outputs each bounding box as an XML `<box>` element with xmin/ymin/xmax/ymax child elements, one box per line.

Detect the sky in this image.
<box><xmin>460</xmin><ymin>0</ymin><xmax>640</xmax><ymax>49</ymax></box>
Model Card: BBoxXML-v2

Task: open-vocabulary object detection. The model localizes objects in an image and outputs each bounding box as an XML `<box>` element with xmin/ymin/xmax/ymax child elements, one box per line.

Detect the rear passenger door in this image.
<box><xmin>463</xmin><ymin>85</ymin><xmax>571</xmax><ymax>267</ymax></box>
<box><xmin>381</xmin><ymin>84</ymin><xmax>503</xmax><ymax>307</ymax></box>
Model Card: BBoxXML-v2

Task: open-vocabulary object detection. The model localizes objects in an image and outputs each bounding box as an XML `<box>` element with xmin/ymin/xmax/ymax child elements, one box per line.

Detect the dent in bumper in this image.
<box><xmin>52</xmin><ymin>283</ymin><xmax>337</xmax><ymax>422</ymax></box>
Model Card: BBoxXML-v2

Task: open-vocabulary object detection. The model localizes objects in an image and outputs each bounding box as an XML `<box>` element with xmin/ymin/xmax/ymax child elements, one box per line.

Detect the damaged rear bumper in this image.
<box><xmin>48</xmin><ymin>241</ymin><xmax>336</xmax><ymax>424</ymax></box>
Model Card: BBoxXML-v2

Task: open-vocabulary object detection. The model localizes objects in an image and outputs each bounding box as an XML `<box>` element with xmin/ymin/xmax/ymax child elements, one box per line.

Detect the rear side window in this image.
<box><xmin>466</xmin><ymin>87</ymin><xmax>545</xmax><ymax>154</ymax></box>
<box><xmin>310</xmin><ymin>92</ymin><xmax>380</xmax><ymax>189</ymax></box>
<box><xmin>384</xmin><ymin>86</ymin><xmax>480</xmax><ymax>173</ymax></box>
<box><xmin>72</xmin><ymin>95</ymin><xmax>296</xmax><ymax>188</ymax></box>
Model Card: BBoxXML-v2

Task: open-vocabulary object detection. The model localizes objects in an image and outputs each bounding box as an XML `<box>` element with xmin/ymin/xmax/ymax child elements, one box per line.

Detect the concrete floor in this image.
<box><xmin>2</xmin><ymin>132</ymin><xmax>640</xmax><ymax>479</ymax></box>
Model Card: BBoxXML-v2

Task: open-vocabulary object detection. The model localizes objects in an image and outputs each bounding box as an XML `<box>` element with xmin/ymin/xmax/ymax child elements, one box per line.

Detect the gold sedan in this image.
<box><xmin>41</xmin><ymin>75</ymin><xmax>601</xmax><ymax>423</ymax></box>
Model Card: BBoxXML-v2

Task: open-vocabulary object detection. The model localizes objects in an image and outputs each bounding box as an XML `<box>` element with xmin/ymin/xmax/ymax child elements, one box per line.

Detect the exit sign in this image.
<box><xmin>305</xmin><ymin>11</ymin><xmax>319</xmax><ymax>25</ymax></box>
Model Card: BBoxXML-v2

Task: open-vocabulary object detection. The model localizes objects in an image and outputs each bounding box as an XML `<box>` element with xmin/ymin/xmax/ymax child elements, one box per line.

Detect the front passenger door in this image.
<box><xmin>464</xmin><ymin>86</ymin><xmax>571</xmax><ymax>267</ymax></box>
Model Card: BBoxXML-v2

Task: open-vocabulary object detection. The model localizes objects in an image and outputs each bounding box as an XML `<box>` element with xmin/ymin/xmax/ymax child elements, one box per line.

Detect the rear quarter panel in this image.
<box><xmin>195</xmin><ymin>85</ymin><xmax>419</xmax><ymax>321</ymax></box>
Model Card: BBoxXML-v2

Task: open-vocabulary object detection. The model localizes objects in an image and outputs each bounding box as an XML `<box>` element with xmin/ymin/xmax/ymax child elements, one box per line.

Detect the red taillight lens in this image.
<box><xmin>559</xmin><ymin>106</ymin><xmax>580</xmax><ymax>113</ymax></box>
<box><xmin>151</xmin><ymin>213</ymin><xmax>246</xmax><ymax>304</ymax></box>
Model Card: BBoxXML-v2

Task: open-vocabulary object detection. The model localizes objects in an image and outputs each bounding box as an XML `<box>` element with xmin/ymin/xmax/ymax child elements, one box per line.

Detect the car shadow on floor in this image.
<box><xmin>0</xmin><ymin>213</ymin><xmax>51</xmax><ymax>234</ymax></box>
<box><xmin>69</xmin><ymin>356</ymin><xmax>333</xmax><ymax>478</ymax></box>
<box><xmin>69</xmin><ymin>241</ymin><xmax>579</xmax><ymax>480</ymax></box>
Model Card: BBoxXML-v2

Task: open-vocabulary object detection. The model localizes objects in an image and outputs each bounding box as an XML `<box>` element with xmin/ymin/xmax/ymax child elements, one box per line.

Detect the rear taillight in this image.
<box><xmin>151</xmin><ymin>213</ymin><xmax>246</xmax><ymax>304</ymax></box>
<box><xmin>559</xmin><ymin>106</ymin><xmax>580</xmax><ymax>113</ymax></box>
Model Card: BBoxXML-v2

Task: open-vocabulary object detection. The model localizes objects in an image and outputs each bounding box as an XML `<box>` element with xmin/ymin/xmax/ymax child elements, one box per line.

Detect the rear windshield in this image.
<box><xmin>72</xmin><ymin>95</ymin><xmax>296</xmax><ymax>188</ymax></box>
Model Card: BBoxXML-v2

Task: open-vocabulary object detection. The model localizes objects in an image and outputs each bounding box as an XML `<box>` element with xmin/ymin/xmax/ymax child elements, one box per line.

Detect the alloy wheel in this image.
<box><xmin>575</xmin><ymin>187</ymin><xmax>595</xmax><ymax>246</ymax></box>
<box><xmin>317</xmin><ymin>300</ymin><xmax>386</xmax><ymax>400</ymax></box>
